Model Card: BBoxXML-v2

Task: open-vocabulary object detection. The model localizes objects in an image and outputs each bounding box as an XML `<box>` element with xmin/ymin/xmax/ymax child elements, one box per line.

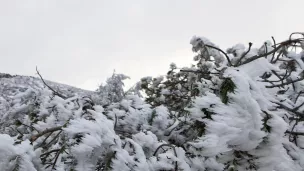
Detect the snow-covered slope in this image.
<box><xmin>0</xmin><ymin>73</ymin><xmax>95</xmax><ymax>118</ymax></box>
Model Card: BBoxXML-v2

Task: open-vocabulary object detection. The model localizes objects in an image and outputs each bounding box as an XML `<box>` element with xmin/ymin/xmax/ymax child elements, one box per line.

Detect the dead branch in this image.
<box><xmin>30</xmin><ymin>126</ymin><xmax>62</xmax><ymax>142</ymax></box>
<box><xmin>292</xmin><ymin>101</ymin><xmax>304</xmax><ymax>112</ymax></box>
<box><xmin>41</xmin><ymin>149</ymin><xmax>60</xmax><ymax>158</ymax></box>
<box><xmin>35</xmin><ymin>132</ymin><xmax>53</xmax><ymax>149</ymax></box>
<box><xmin>205</xmin><ymin>44</ymin><xmax>233</xmax><ymax>66</ymax></box>
<box><xmin>42</xmin><ymin>130</ymin><xmax>63</xmax><ymax>148</ymax></box>
<box><xmin>270</xmin><ymin>36</ymin><xmax>277</xmax><ymax>63</ymax></box>
<box><xmin>36</xmin><ymin>67</ymin><xmax>67</xmax><ymax>99</ymax></box>
<box><xmin>235</xmin><ymin>42</ymin><xmax>252</xmax><ymax>66</ymax></box>
<box><xmin>180</xmin><ymin>69</ymin><xmax>202</xmax><ymax>73</ymax></box>
<box><xmin>266</xmin><ymin>76</ymin><xmax>304</xmax><ymax>88</ymax></box>
<box><xmin>289</xmin><ymin>32</ymin><xmax>304</xmax><ymax>40</ymax></box>
<box><xmin>286</xmin><ymin>130</ymin><xmax>304</xmax><ymax>136</ymax></box>
<box><xmin>114</xmin><ymin>114</ymin><xmax>118</xmax><ymax>130</ymax></box>
<box><xmin>242</xmin><ymin>43</ymin><xmax>283</xmax><ymax>65</ymax></box>
<box><xmin>264</xmin><ymin>42</ymin><xmax>268</xmax><ymax>57</ymax></box>
<box><xmin>241</xmin><ymin>39</ymin><xmax>303</xmax><ymax>66</ymax></box>
<box><xmin>260</xmin><ymin>70</ymin><xmax>291</xmax><ymax>83</ymax></box>
<box><xmin>51</xmin><ymin>145</ymin><xmax>66</xmax><ymax>170</ymax></box>
<box><xmin>273</xmin><ymin>102</ymin><xmax>303</xmax><ymax>117</ymax></box>
<box><xmin>295</xmin><ymin>91</ymin><xmax>304</xmax><ymax>103</ymax></box>
<box><xmin>153</xmin><ymin>144</ymin><xmax>178</xmax><ymax>171</ymax></box>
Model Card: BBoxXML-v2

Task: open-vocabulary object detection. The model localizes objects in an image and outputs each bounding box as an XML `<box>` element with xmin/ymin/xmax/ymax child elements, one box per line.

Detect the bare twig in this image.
<box><xmin>271</xmin><ymin>70</ymin><xmax>286</xmax><ymax>86</ymax></box>
<box><xmin>266</xmin><ymin>77</ymin><xmax>304</xmax><ymax>88</ymax></box>
<box><xmin>289</xmin><ymin>32</ymin><xmax>304</xmax><ymax>40</ymax></box>
<box><xmin>153</xmin><ymin>144</ymin><xmax>178</xmax><ymax>171</ymax></box>
<box><xmin>241</xmin><ymin>44</ymin><xmax>283</xmax><ymax>65</ymax></box>
<box><xmin>205</xmin><ymin>44</ymin><xmax>233</xmax><ymax>66</ymax></box>
<box><xmin>271</xmin><ymin>36</ymin><xmax>276</xmax><ymax>63</ymax></box>
<box><xmin>286</xmin><ymin>130</ymin><xmax>304</xmax><ymax>136</ymax></box>
<box><xmin>289</xmin><ymin>119</ymin><xmax>299</xmax><ymax>145</ymax></box>
<box><xmin>180</xmin><ymin>69</ymin><xmax>202</xmax><ymax>74</ymax></box>
<box><xmin>42</xmin><ymin>130</ymin><xmax>63</xmax><ymax>148</ymax></box>
<box><xmin>16</xmin><ymin>120</ymin><xmax>40</xmax><ymax>133</ymax></box>
<box><xmin>292</xmin><ymin>101</ymin><xmax>304</xmax><ymax>112</ymax></box>
<box><xmin>36</xmin><ymin>67</ymin><xmax>67</xmax><ymax>99</ymax></box>
<box><xmin>273</xmin><ymin>51</ymin><xmax>283</xmax><ymax>63</ymax></box>
<box><xmin>264</xmin><ymin>42</ymin><xmax>268</xmax><ymax>58</ymax></box>
<box><xmin>273</xmin><ymin>102</ymin><xmax>303</xmax><ymax>117</ymax></box>
<box><xmin>41</xmin><ymin>149</ymin><xmax>60</xmax><ymax>158</ymax></box>
<box><xmin>236</xmin><ymin>42</ymin><xmax>252</xmax><ymax>66</ymax></box>
<box><xmin>16</xmin><ymin>128</ymin><xmax>24</xmax><ymax>136</ymax></box>
<box><xmin>114</xmin><ymin>114</ymin><xmax>118</xmax><ymax>130</ymax></box>
<box><xmin>30</xmin><ymin>126</ymin><xmax>62</xmax><ymax>142</ymax></box>
<box><xmin>261</xmin><ymin>70</ymin><xmax>291</xmax><ymax>83</ymax></box>
<box><xmin>295</xmin><ymin>91</ymin><xmax>304</xmax><ymax>103</ymax></box>
<box><xmin>242</xmin><ymin>39</ymin><xmax>303</xmax><ymax>65</ymax></box>
<box><xmin>51</xmin><ymin>145</ymin><xmax>65</xmax><ymax>170</ymax></box>
<box><xmin>35</xmin><ymin>132</ymin><xmax>53</xmax><ymax>149</ymax></box>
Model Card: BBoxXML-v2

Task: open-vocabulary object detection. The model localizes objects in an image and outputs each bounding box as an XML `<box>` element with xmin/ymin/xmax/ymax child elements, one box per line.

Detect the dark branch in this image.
<box><xmin>236</xmin><ymin>42</ymin><xmax>252</xmax><ymax>66</ymax></box>
<box><xmin>42</xmin><ymin>130</ymin><xmax>63</xmax><ymax>148</ymax></box>
<box><xmin>293</xmin><ymin>101</ymin><xmax>304</xmax><ymax>112</ymax></box>
<box><xmin>30</xmin><ymin>126</ymin><xmax>62</xmax><ymax>142</ymax></box>
<box><xmin>289</xmin><ymin>32</ymin><xmax>304</xmax><ymax>40</ymax></box>
<box><xmin>286</xmin><ymin>130</ymin><xmax>304</xmax><ymax>136</ymax></box>
<box><xmin>153</xmin><ymin>144</ymin><xmax>178</xmax><ymax>171</ymax></box>
<box><xmin>41</xmin><ymin>149</ymin><xmax>60</xmax><ymax>157</ymax></box>
<box><xmin>271</xmin><ymin>36</ymin><xmax>276</xmax><ymax>63</ymax></box>
<box><xmin>36</xmin><ymin>67</ymin><xmax>67</xmax><ymax>99</ymax></box>
<box><xmin>241</xmin><ymin>44</ymin><xmax>283</xmax><ymax>65</ymax></box>
<box><xmin>205</xmin><ymin>44</ymin><xmax>233</xmax><ymax>66</ymax></box>
<box><xmin>266</xmin><ymin>76</ymin><xmax>304</xmax><ymax>88</ymax></box>
<box><xmin>295</xmin><ymin>91</ymin><xmax>304</xmax><ymax>103</ymax></box>
<box><xmin>51</xmin><ymin>145</ymin><xmax>66</xmax><ymax>170</ymax></box>
<box><xmin>273</xmin><ymin>102</ymin><xmax>303</xmax><ymax>117</ymax></box>
<box><xmin>241</xmin><ymin>39</ymin><xmax>303</xmax><ymax>65</ymax></box>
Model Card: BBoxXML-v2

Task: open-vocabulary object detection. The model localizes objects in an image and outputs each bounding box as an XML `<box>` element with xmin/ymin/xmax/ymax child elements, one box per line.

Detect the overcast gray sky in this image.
<box><xmin>0</xmin><ymin>0</ymin><xmax>303</xmax><ymax>90</ymax></box>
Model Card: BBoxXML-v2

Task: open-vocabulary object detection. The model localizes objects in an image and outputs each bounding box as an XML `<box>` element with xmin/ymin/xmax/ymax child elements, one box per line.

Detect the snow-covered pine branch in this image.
<box><xmin>1</xmin><ymin>32</ymin><xmax>304</xmax><ymax>170</ymax></box>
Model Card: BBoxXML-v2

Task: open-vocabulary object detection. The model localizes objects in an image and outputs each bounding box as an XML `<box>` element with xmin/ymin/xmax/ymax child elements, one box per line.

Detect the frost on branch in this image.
<box><xmin>1</xmin><ymin>32</ymin><xmax>304</xmax><ymax>170</ymax></box>
<box><xmin>97</xmin><ymin>72</ymin><xmax>130</xmax><ymax>106</ymax></box>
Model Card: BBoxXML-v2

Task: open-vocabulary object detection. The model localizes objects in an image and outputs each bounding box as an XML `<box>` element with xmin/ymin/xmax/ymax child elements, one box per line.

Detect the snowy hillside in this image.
<box><xmin>0</xmin><ymin>73</ymin><xmax>96</xmax><ymax>118</ymax></box>
<box><xmin>0</xmin><ymin>73</ymin><xmax>94</xmax><ymax>98</ymax></box>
